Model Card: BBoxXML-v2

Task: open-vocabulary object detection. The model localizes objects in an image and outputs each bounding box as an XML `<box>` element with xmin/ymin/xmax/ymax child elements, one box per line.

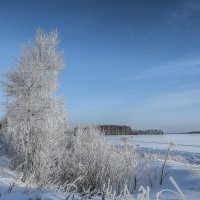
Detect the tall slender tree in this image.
<box><xmin>2</xmin><ymin>29</ymin><xmax>69</xmax><ymax>180</ymax></box>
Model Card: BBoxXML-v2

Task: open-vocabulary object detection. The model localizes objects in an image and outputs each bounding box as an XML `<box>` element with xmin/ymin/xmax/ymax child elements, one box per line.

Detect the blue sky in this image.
<box><xmin>0</xmin><ymin>0</ymin><xmax>200</xmax><ymax>132</ymax></box>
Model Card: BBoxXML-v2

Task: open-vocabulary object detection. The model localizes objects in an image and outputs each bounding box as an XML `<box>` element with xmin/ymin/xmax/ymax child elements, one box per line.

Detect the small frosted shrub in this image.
<box><xmin>57</xmin><ymin>126</ymin><xmax>138</xmax><ymax>192</ymax></box>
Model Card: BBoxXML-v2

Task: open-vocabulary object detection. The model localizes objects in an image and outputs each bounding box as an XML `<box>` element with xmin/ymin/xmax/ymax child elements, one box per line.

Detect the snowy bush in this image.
<box><xmin>54</xmin><ymin>126</ymin><xmax>139</xmax><ymax>193</ymax></box>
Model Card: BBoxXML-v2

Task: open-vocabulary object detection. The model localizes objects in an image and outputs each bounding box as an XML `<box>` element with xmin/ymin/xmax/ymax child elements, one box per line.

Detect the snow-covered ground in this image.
<box><xmin>0</xmin><ymin>134</ymin><xmax>199</xmax><ymax>199</ymax></box>
<box><xmin>0</xmin><ymin>151</ymin><xmax>199</xmax><ymax>199</ymax></box>
<box><xmin>107</xmin><ymin>134</ymin><xmax>200</xmax><ymax>199</ymax></box>
<box><xmin>140</xmin><ymin>160</ymin><xmax>200</xmax><ymax>199</ymax></box>
<box><xmin>106</xmin><ymin>134</ymin><xmax>200</xmax><ymax>153</ymax></box>
<box><xmin>107</xmin><ymin>134</ymin><xmax>200</xmax><ymax>165</ymax></box>
<box><xmin>0</xmin><ymin>154</ymin><xmax>69</xmax><ymax>200</ymax></box>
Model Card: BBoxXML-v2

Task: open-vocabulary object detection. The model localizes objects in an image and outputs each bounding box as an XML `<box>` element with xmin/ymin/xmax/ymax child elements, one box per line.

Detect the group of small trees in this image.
<box><xmin>98</xmin><ymin>125</ymin><xmax>133</xmax><ymax>135</ymax></box>
<box><xmin>0</xmin><ymin>30</ymin><xmax>139</xmax><ymax>193</ymax></box>
<box><xmin>97</xmin><ymin>125</ymin><xmax>164</xmax><ymax>135</ymax></box>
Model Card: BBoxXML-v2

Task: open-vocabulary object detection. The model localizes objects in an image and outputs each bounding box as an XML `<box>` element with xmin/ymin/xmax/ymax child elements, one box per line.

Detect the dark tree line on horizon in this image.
<box><xmin>97</xmin><ymin>125</ymin><xmax>164</xmax><ymax>135</ymax></box>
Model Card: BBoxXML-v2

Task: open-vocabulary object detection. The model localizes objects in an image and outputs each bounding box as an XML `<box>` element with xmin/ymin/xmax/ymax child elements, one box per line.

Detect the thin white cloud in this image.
<box><xmin>121</xmin><ymin>59</ymin><xmax>200</xmax><ymax>81</ymax></box>
<box><xmin>164</xmin><ymin>0</ymin><xmax>200</xmax><ymax>30</ymax></box>
<box><xmin>133</xmin><ymin>88</ymin><xmax>200</xmax><ymax>113</ymax></box>
<box><xmin>145</xmin><ymin>44</ymin><xmax>171</xmax><ymax>53</ymax></box>
<box><xmin>188</xmin><ymin>1</ymin><xmax>200</xmax><ymax>10</ymax></box>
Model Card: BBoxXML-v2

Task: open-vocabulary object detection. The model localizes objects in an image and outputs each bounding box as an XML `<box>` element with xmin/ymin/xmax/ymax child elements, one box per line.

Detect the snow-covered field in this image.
<box><xmin>0</xmin><ymin>134</ymin><xmax>199</xmax><ymax>200</ymax></box>
<box><xmin>107</xmin><ymin>134</ymin><xmax>200</xmax><ymax>199</ymax></box>
<box><xmin>0</xmin><ymin>153</ymin><xmax>200</xmax><ymax>200</ymax></box>
<box><xmin>140</xmin><ymin>160</ymin><xmax>200</xmax><ymax>200</ymax></box>
<box><xmin>106</xmin><ymin>134</ymin><xmax>200</xmax><ymax>153</ymax></box>
<box><xmin>107</xmin><ymin>134</ymin><xmax>200</xmax><ymax>165</ymax></box>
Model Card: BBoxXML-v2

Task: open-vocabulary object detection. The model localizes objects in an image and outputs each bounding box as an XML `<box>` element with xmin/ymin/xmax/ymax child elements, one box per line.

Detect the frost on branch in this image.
<box><xmin>2</xmin><ymin>29</ymin><xmax>70</xmax><ymax>181</ymax></box>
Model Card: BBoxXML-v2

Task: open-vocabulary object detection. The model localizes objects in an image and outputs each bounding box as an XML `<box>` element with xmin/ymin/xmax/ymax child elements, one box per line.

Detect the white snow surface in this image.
<box><xmin>106</xmin><ymin>134</ymin><xmax>200</xmax><ymax>153</ymax></box>
<box><xmin>0</xmin><ymin>155</ymin><xmax>70</xmax><ymax>200</ymax></box>
<box><xmin>144</xmin><ymin>160</ymin><xmax>200</xmax><ymax>199</ymax></box>
<box><xmin>106</xmin><ymin>134</ymin><xmax>200</xmax><ymax>199</ymax></box>
<box><xmin>0</xmin><ymin>134</ymin><xmax>199</xmax><ymax>199</ymax></box>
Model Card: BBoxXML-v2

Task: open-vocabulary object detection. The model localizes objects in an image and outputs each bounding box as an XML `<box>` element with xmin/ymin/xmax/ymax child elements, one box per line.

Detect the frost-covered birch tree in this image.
<box><xmin>2</xmin><ymin>29</ymin><xmax>70</xmax><ymax>181</ymax></box>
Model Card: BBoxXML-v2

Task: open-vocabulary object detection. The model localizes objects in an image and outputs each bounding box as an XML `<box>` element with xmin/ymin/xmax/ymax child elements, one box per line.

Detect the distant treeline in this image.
<box><xmin>131</xmin><ymin>129</ymin><xmax>164</xmax><ymax>135</ymax></box>
<box><xmin>98</xmin><ymin>125</ymin><xmax>132</xmax><ymax>135</ymax></box>
<box><xmin>169</xmin><ymin>131</ymin><xmax>200</xmax><ymax>134</ymax></box>
<box><xmin>98</xmin><ymin>125</ymin><xmax>164</xmax><ymax>135</ymax></box>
